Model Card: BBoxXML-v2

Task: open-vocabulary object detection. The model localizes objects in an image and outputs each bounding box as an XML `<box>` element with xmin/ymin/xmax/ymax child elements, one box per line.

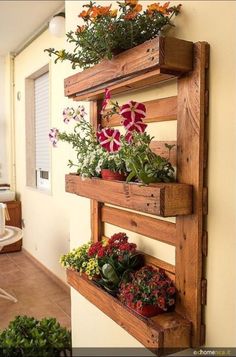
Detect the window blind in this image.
<box><xmin>34</xmin><ymin>72</ymin><xmax>50</xmax><ymax>172</ymax></box>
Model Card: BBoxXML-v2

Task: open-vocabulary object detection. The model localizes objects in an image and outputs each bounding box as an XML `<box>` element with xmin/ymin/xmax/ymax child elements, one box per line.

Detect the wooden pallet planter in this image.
<box><xmin>65</xmin><ymin>174</ymin><xmax>192</xmax><ymax>217</ymax></box>
<box><xmin>64</xmin><ymin>36</ymin><xmax>193</xmax><ymax>101</ymax></box>
<box><xmin>64</xmin><ymin>37</ymin><xmax>209</xmax><ymax>351</ymax></box>
<box><xmin>67</xmin><ymin>269</ymin><xmax>191</xmax><ymax>352</ymax></box>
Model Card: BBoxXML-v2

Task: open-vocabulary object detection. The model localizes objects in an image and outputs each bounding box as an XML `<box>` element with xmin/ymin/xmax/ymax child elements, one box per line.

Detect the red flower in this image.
<box><xmin>157</xmin><ymin>296</ymin><xmax>166</xmax><ymax>309</ymax></box>
<box><xmin>98</xmin><ymin>128</ymin><xmax>121</xmax><ymax>152</ymax></box>
<box><xmin>120</xmin><ymin>101</ymin><xmax>146</xmax><ymax>121</ymax></box>
<box><xmin>101</xmin><ymin>88</ymin><xmax>111</xmax><ymax>113</ymax></box>
<box><xmin>124</xmin><ymin>131</ymin><xmax>133</xmax><ymax>143</ymax></box>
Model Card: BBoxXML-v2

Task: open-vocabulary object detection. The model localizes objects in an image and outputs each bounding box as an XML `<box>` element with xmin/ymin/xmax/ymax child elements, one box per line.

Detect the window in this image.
<box><xmin>25</xmin><ymin>65</ymin><xmax>51</xmax><ymax>191</ymax></box>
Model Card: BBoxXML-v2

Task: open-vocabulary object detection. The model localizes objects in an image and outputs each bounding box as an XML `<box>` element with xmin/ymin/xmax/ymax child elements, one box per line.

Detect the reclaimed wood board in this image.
<box><xmin>65</xmin><ymin>37</ymin><xmax>193</xmax><ymax>100</ymax></box>
<box><xmin>66</xmin><ymin>174</ymin><xmax>192</xmax><ymax>217</ymax></box>
<box><xmin>67</xmin><ymin>270</ymin><xmax>191</xmax><ymax>352</ymax></box>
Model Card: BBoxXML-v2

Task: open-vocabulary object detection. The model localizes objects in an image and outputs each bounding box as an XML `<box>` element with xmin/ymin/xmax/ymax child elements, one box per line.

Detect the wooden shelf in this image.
<box><xmin>64</xmin><ymin>36</ymin><xmax>193</xmax><ymax>101</ymax></box>
<box><xmin>67</xmin><ymin>270</ymin><xmax>191</xmax><ymax>352</ymax></box>
<box><xmin>65</xmin><ymin>174</ymin><xmax>192</xmax><ymax>217</ymax></box>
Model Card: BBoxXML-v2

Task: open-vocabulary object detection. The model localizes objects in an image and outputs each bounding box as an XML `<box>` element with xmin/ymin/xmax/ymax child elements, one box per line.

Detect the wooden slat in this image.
<box><xmin>66</xmin><ymin>174</ymin><xmax>192</xmax><ymax>217</ymax></box>
<box><xmin>150</xmin><ymin>141</ymin><xmax>177</xmax><ymax>166</ymax></box>
<box><xmin>101</xmin><ymin>206</ymin><xmax>176</xmax><ymax>246</ymax></box>
<box><xmin>73</xmin><ymin>71</ymin><xmax>175</xmax><ymax>101</ymax></box>
<box><xmin>101</xmin><ymin>96</ymin><xmax>177</xmax><ymax>127</ymax></box>
<box><xmin>67</xmin><ymin>270</ymin><xmax>191</xmax><ymax>351</ymax></box>
<box><xmin>65</xmin><ymin>37</ymin><xmax>193</xmax><ymax>100</ymax></box>
<box><xmin>90</xmin><ymin>101</ymin><xmax>103</xmax><ymax>243</ymax></box>
<box><xmin>175</xmin><ymin>42</ymin><xmax>209</xmax><ymax>347</ymax></box>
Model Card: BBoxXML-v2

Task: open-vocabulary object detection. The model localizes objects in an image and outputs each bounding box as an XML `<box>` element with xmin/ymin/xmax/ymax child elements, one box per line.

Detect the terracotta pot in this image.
<box><xmin>134</xmin><ymin>304</ymin><xmax>164</xmax><ymax>318</ymax></box>
<box><xmin>101</xmin><ymin>169</ymin><xmax>126</xmax><ymax>181</ymax></box>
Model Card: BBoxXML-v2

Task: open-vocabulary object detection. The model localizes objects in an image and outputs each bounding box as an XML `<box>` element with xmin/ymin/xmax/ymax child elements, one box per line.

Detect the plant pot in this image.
<box><xmin>134</xmin><ymin>304</ymin><xmax>164</xmax><ymax>318</ymax></box>
<box><xmin>101</xmin><ymin>169</ymin><xmax>126</xmax><ymax>181</ymax></box>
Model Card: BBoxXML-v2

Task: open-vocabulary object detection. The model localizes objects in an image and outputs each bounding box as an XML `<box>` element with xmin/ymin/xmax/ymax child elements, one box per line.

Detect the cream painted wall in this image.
<box><xmin>66</xmin><ymin>0</ymin><xmax>236</xmax><ymax>349</ymax></box>
<box><xmin>0</xmin><ymin>56</ymin><xmax>8</xmax><ymax>183</ymax></box>
<box><xmin>13</xmin><ymin>31</ymin><xmax>84</xmax><ymax>281</ymax></box>
<box><xmin>11</xmin><ymin>0</ymin><xmax>236</xmax><ymax>350</ymax></box>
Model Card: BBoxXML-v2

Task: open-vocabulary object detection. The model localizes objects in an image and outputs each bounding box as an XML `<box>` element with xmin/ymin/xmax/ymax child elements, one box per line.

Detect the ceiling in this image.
<box><xmin>0</xmin><ymin>1</ymin><xmax>64</xmax><ymax>56</ymax></box>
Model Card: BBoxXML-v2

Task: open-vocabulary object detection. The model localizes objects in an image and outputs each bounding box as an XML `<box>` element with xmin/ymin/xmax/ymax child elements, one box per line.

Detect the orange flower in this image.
<box><xmin>109</xmin><ymin>9</ymin><xmax>118</xmax><ymax>18</ymax></box>
<box><xmin>91</xmin><ymin>5</ymin><xmax>112</xmax><ymax>18</ymax></box>
<box><xmin>125</xmin><ymin>0</ymin><xmax>139</xmax><ymax>6</ymax></box>
<box><xmin>147</xmin><ymin>2</ymin><xmax>170</xmax><ymax>14</ymax></box>
<box><xmin>124</xmin><ymin>11</ymin><xmax>138</xmax><ymax>20</ymax></box>
<box><xmin>78</xmin><ymin>9</ymin><xmax>91</xmax><ymax>19</ymax></box>
<box><xmin>133</xmin><ymin>3</ymin><xmax>142</xmax><ymax>12</ymax></box>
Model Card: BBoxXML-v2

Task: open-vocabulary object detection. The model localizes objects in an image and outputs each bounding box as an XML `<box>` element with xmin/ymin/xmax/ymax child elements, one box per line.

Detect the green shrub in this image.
<box><xmin>0</xmin><ymin>316</ymin><xmax>71</xmax><ymax>356</ymax></box>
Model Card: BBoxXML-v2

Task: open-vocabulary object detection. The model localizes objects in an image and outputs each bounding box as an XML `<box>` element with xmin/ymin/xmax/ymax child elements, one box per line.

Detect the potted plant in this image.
<box><xmin>49</xmin><ymin>90</ymin><xmax>175</xmax><ymax>185</ymax></box>
<box><xmin>0</xmin><ymin>316</ymin><xmax>71</xmax><ymax>357</ymax></box>
<box><xmin>45</xmin><ymin>1</ymin><xmax>181</xmax><ymax>69</ymax></box>
<box><xmin>118</xmin><ymin>265</ymin><xmax>176</xmax><ymax>317</ymax></box>
<box><xmin>60</xmin><ymin>233</ymin><xmax>143</xmax><ymax>295</ymax></box>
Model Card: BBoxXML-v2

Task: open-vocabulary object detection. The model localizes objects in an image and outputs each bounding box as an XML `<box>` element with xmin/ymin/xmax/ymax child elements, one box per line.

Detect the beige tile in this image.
<box><xmin>0</xmin><ymin>251</ymin><xmax>71</xmax><ymax>331</ymax></box>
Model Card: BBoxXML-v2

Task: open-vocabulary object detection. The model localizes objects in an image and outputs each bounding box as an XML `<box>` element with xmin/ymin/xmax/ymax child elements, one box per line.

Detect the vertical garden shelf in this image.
<box><xmin>64</xmin><ymin>36</ymin><xmax>209</xmax><ymax>353</ymax></box>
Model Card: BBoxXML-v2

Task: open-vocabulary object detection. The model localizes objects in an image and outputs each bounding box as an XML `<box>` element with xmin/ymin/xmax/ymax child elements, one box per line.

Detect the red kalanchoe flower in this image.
<box><xmin>98</xmin><ymin>128</ymin><xmax>121</xmax><ymax>152</ymax></box>
<box><xmin>120</xmin><ymin>100</ymin><xmax>146</xmax><ymax>121</ymax></box>
<box><xmin>101</xmin><ymin>88</ymin><xmax>111</xmax><ymax>113</ymax></box>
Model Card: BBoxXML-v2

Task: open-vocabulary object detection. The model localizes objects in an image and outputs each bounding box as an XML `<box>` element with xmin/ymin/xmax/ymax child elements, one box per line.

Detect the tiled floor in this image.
<box><xmin>0</xmin><ymin>251</ymin><xmax>71</xmax><ymax>331</ymax></box>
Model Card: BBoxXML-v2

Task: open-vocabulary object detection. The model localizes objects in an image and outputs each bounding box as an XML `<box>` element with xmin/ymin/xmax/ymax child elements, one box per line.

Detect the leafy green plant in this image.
<box><xmin>45</xmin><ymin>1</ymin><xmax>181</xmax><ymax>70</ymax></box>
<box><xmin>0</xmin><ymin>316</ymin><xmax>71</xmax><ymax>357</ymax></box>
<box><xmin>121</xmin><ymin>132</ymin><xmax>175</xmax><ymax>184</ymax></box>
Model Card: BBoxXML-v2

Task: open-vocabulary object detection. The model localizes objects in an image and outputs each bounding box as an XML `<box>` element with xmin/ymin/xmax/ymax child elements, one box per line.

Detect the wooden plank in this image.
<box><xmin>150</xmin><ymin>141</ymin><xmax>177</xmax><ymax>167</ymax></box>
<box><xmin>65</xmin><ymin>174</ymin><xmax>192</xmax><ymax>217</ymax></box>
<box><xmin>175</xmin><ymin>42</ymin><xmax>209</xmax><ymax>347</ymax></box>
<box><xmin>101</xmin><ymin>206</ymin><xmax>176</xmax><ymax>246</ymax></box>
<box><xmin>67</xmin><ymin>270</ymin><xmax>191</xmax><ymax>351</ymax></box>
<box><xmin>90</xmin><ymin>101</ymin><xmax>103</xmax><ymax>243</ymax></box>
<box><xmin>73</xmin><ymin>70</ymin><xmax>175</xmax><ymax>101</ymax></box>
<box><xmin>65</xmin><ymin>37</ymin><xmax>193</xmax><ymax>99</ymax></box>
<box><xmin>101</xmin><ymin>96</ymin><xmax>177</xmax><ymax>127</ymax></box>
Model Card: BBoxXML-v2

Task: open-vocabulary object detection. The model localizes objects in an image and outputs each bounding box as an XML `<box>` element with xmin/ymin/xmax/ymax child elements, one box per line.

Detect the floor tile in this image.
<box><xmin>0</xmin><ymin>251</ymin><xmax>71</xmax><ymax>331</ymax></box>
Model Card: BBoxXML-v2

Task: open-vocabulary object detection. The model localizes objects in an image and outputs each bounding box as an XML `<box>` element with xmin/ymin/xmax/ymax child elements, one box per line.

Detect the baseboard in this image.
<box><xmin>22</xmin><ymin>248</ymin><xmax>70</xmax><ymax>295</ymax></box>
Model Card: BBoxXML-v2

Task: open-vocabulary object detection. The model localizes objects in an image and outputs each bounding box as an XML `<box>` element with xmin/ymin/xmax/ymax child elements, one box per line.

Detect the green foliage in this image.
<box><xmin>121</xmin><ymin>132</ymin><xmax>175</xmax><ymax>184</ymax></box>
<box><xmin>58</xmin><ymin>117</ymin><xmax>126</xmax><ymax>177</ymax></box>
<box><xmin>0</xmin><ymin>316</ymin><xmax>71</xmax><ymax>357</ymax></box>
<box><xmin>45</xmin><ymin>1</ymin><xmax>181</xmax><ymax>70</ymax></box>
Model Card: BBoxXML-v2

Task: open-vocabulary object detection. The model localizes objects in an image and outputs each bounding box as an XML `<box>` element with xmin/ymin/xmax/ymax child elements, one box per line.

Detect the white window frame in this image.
<box><xmin>25</xmin><ymin>64</ymin><xmax>51</xmax><ymax>192</ymax></box>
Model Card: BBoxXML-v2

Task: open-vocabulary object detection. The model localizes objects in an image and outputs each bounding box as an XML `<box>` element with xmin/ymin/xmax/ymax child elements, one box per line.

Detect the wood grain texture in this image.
<box><xmin>175</xmin><ymin>42</ymin><xmax>209</xmax><ymax>347</ymax></box>
<box><xmin>90</xmin><ymin>101</ymin><xmax>103</xmax><ymax>243</ymax></box>
<box><xmin>67</xmin><ymin>270</ymin><xmax>191</xmax><ymax>351</ymax></box>
<box><xmin>150</xmin><ymin>141</ymin><xmax>177</xmax><ymax>167</ymax></box>
<box><xmin>65</xmin><ymin>37</ymin><xmax>193</xmax><ymax>100</ymax></box>
<box><xmin>101</xmin><ymin>96</ymin><xmax>177</xmax><ymax>127</ymax></box>
<box><xmin>101</xmin><ymin>206</ymin><xmax>176</xmax><ymax>246</ymax></box>
<box><xmin>65</xmin><ymin>174</ymin><xmax>192</xmax><ymax>217</ymax></box>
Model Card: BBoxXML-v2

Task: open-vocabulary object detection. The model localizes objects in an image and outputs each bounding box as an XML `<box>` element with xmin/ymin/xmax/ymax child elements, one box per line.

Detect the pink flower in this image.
<box><xmin>49</xmin><ymin>128</ymin><xmax>59</xmax><ymax>147</ymax></box>
<box><xmin>101</xmin><ymin>88</ymin><xmax>111</xmax><ymax>113</ymax></box>
<box><xmin>123</xmin><ymin>117</ymin><xmax>147</xmax><ymax>133</ymax></box>
<box><xmin>120</xmin><ymin>101</ymin><xmax>146</xmax><ymax>121</ymax></box>
<box><xmin>73</xmin><ymin>105</ymin><xmax>86</xmax><ymax>121</ymax></box>
<box><xmin>63</xmin><ymin>107</ymin><xmax>74</xmax><ymax>124</ymax></box>
<box><xmin>98</xmin><ymin>128</ymin><xmax>121</xmax><ymax>152</ymax></box>
<box><xmin>124</xmin><ymin>131</ymin><xmax>133</xmax><ymax>143</ymax></box>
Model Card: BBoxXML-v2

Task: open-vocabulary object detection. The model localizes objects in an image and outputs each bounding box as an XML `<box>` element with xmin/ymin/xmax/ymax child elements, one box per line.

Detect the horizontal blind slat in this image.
<box><xmin>34</xmin><ymin>72</ymin><xmax>50</xmax><ymax>171</ymax></box>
